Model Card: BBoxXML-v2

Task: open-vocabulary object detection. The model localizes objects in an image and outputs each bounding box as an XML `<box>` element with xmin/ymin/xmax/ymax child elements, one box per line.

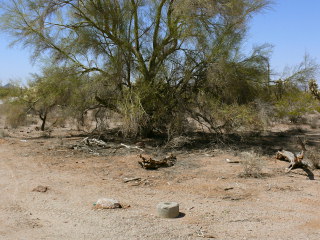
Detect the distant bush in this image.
<box><xmin>190</xmin><ymin>97</ymin><xmax>265</xmax><ymax>135</ymax></box>
<box><xmin>2</xmin><ymin>103</ymin><xmax>28</xmax><ymax>128</ymax></box>
<box><xmin>0</xmin><ymin>129</ymin><xmax>9</xmax><ymax>138</ymax></box>
<box><xmin>275</xmin><ymin>92</ymin><xmax>320</xmax><ymax>123</ymax></box>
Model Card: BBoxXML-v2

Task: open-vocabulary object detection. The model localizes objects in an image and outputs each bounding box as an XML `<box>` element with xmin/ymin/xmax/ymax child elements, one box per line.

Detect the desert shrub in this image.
<box><xmin>220</xmin><ymin>104</ymin><xmax>265</xmax><ymax>133</ymax></box>
<box><xmin>0</xmin><ymin>129</ymin><xmax>9</xmax><ymax>138</ymax></box>
<box><xmin>275</xmin><ymin>92</ymin><xmax>319</xmax><ymax>123</ymax></box>
<box><xmin>191</xmin><ymin>97</ymin><xmax>265</xmax><ymax>134</ymax></box>
<box><xmin>309</xmin><ymin>116</ymin><xmax>318</xmax><ymax>129</ymax></box>
<box><xmin>51</xmin><ymin>116</ymin><xmax>67</xmax><ymax>128</ymax></box>
<box><xmin>92</xmin><ymin>107</ymin><xmax>111</xmax><ymax>133</ymax></box>
<box><xmin>239</xmin><ymin>151</ymin><xmax>264</xmax><ymax>178</ymax></box>
<box><xmin>253</xmin><ymin>99</ymin><xmax>275</xmax><ymax>127</ymax></box>
<box><xmin>134</xmin><ymin>79</ymin><xmax>190</xmax><ymax>137</ymax></box>
<box><xmin>3</xmin><ymin>103</ymin><xmax>28</xmax><ymax>128</ymax></box>
<box><xmin>306</xmin><ymin>148</ymin><xmax>320</xmax><ymax>169</ymax></box>
<box><xmin>45</xmin><ymin>106</ymin><xmax>68</xmax><ymax>128</ymax></box>
<box><xmin>0</xmin><ymin>103</ymin><xmax>5</xmax><ymax>115</ymax></box>
<box><xmin>165</xmin><ymin>112</ymin><xmax>192</xmax><ymax>140</ymax></box>
<box><xmin>118</xmin><ymin>91</ymin><xmax>149</xmax><ymax>137</ymax></box>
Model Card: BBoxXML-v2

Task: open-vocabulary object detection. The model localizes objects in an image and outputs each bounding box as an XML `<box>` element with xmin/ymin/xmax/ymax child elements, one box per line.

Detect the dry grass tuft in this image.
<box><xmin>238</xmin><ymin>151</ymin><xmax>264</xmax><ymax>178</ymax></box>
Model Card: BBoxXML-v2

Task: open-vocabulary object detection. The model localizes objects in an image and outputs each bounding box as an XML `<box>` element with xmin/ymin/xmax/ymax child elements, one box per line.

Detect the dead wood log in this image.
<box><xmin>275</xmin><ymin>136</ymin><xmax>313</xmax><ymax>172</ymax></box>
<box><xmin>275</xmin><ymin>150</ymin><xmax>310</xmax><ymax>172</ymax></box>
<box><xmin>138</xmin><ymin>154</ymin><xmax>176</xmax><ymax>170</ymax></box>
<box><xmin>81</xmin><ymin>137</ymin><xmax>108</xmax><ymax>147</ymax></box>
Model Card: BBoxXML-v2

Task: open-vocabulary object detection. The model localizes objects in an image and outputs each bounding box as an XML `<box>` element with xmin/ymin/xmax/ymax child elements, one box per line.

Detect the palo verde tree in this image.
<box><xmin>22</xmin><ymin>65</ymin><xmax>80</xmax><ymax>131</ymax></box>
<box><xmin>0</xmin><ymin>0</ymin><xmax>271</xmax><ymax>136</ymax></box>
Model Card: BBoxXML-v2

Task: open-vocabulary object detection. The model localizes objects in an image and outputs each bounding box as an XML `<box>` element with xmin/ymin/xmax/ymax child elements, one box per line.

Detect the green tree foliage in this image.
<box><xmin>275</xmin><ymin>90</ymin><xmax>318</xmax><ymax>123</ymax></box>
<box><xmin>0</xmin><ymin>84</ymin><xmax>29</xmax><ymax>128</ymax></box>
<box><xmin>1</xmin><ymin>0</ymin><xmax>276</xmax><ymax>136</ymax></box>
<box><xmin>21</xmin><ymin>66</ymin><xmax>80</xmax><ymax>130</ymax></box>
<box><xmin>0</xmin><ymin>87</ymin><xmax>11</xmax><ymax>99</ymax></box>
<box><xmin>270</xmin><ymin>55</ymin><xmax>320</xmax><ymax>122</ymax></box>
<box><xmin>0</xmin><ymin>83</ymin><xmax>20</xmax><ymax>100</ymax></box>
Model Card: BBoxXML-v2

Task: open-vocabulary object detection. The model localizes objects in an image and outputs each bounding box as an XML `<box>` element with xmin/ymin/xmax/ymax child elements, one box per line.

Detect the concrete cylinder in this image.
<box><xmin>157</xmin><ymin>202</ymin><xmax>179</xmax><ymax>218</ymax></box>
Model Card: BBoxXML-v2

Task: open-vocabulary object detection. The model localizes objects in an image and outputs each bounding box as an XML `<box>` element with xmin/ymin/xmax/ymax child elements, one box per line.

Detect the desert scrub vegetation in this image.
<box><xmin>275</xmin><ymin>91</ymin><xmax>320</xmax><ymax>123</ymax></box>
<box><xmin>0</xmin><ymin>129</ymin><xmax>9</xmax><ymax>138</ymax></box>
<box><xmin>0</xmin><ymin>0</ymin><xmax>320</xmax><ymax>139</ymax></box>
<box><xmin>117</xmin><ymin>90</ymin><xmax>149</xmax><ymax>137</ymax></box>
<box><xmin>239</xmin><ymin>151</ymin><xmax>265</xmax><ymax>178</ymax></box>
<box><xmin>309</xmin><ymin>116</ymin><xmax>318</xmax><ymax>129</ymax></box>
<box><xmin>306</xmin><ymin>148</ymin><xmax>320</xmax><ymax>169</ymax></box>
<box><xmin>1</xmin><ymin>103</ymin><xmax>28</xmax><ymax>128</ymax></box>
<box><xmin>0</xmin><ymin>0</ymin><xmax>273</xmax><ymax>136</ymax></box>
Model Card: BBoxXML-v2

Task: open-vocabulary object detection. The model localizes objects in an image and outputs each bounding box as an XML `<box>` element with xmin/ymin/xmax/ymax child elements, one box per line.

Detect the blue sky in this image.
<box><xmin>245</xmin><ymin>0</ymin><xmax>320</xmax><ymax>76</ymax></box>
<box><xmin>1</xmin><ymin>0</ymin><xmax>320</xmax><ymax>84</ymax></box>
<box><xmin>0</xmin><ymin>34</ymin><xmax>40</xmax><ymax>85</ymax></box>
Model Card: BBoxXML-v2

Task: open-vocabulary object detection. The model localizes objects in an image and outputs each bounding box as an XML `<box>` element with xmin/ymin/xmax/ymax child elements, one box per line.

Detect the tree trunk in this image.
<box><xmin>39</xmin><ymin>112</ymin><xmax>47</xmax><ymax>131</ymax></box>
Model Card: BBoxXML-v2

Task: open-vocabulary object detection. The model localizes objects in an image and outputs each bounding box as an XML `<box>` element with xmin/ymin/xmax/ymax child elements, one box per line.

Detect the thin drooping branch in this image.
<box><xmin>130</xmin><ymin>0</ymin><xmax>148</xmax><ymax>78</ymax></box>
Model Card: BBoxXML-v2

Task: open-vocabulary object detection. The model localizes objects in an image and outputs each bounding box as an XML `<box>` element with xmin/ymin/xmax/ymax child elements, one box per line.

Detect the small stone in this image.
<box><xmin>93</xmin><ymin>198</ymin><xmax>122</xmax><ymax>209</ymax></box>
<box><xmin>225</xmin><ymin>159</ymin><xmax>240</xmax><ymax>163</ymax></box>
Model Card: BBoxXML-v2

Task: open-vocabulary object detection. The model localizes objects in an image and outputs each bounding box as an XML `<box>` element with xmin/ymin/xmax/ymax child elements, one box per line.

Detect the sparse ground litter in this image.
<box><xmin>0</xmin><ymin>118</ymin><xmax>320</xmax><ymax>240</ymax></box>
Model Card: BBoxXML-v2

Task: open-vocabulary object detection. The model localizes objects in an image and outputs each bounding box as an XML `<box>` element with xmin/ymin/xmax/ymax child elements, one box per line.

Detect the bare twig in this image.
<box><xmin>120</xmin><ymin>143</ymin><xmax>144</xmax><ymax>152</ymax></box>
<box><xmin>123</xmin><ymin>177</ymin><xmax>141</xmax><ymax>183</ymax></box>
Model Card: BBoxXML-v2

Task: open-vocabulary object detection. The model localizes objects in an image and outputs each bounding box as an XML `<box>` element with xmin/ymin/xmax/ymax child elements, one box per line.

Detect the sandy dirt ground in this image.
<box><xmin>0</xmin><ymin>121</ymin><xmax>320</xmax><ymax>240</ymax></box>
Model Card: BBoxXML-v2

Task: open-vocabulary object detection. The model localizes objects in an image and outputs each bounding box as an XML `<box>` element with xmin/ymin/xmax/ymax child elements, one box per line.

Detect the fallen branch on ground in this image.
<box><xmin>82</xmin><ymin>137</ymin><xmax>108</xmax><ymax>147</ymax></box>
<box><xmin>123</xmin><ymin>177</ymin><xmax>142</xmax><ymax>183</ymax></box>
<box><xmin>121</xmin><ymin>143</ymin><xmax>144</xmax><ymax>152</ymax></box>
<box><xmin>276</xmin><ymin>136</ymin><xmax>312</xmax><ymax>172</ymax></box>
<box><xmin>275</xmin><ymin>150</ymin><xmax>311</xmax><ymax>172</ymax></box>
<box><xmin>138</xmin><ymin>154</ymin><xmax>176</xmax><ymax>170</ymax></box>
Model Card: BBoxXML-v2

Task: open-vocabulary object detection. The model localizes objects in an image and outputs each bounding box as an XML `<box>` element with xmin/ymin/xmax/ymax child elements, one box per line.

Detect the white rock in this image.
<box><xmin>94</xmin><ymin>198</ymin><xmax>121</xmax><ymax>209</ymax></box>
